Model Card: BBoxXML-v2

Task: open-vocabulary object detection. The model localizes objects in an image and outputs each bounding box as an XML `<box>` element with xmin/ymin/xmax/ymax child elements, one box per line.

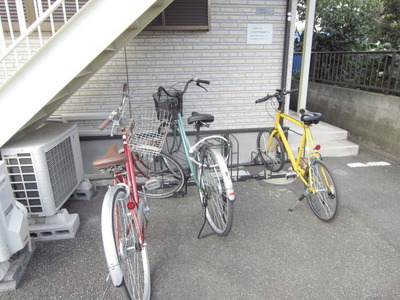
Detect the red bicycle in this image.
<box><xmin>93</xmin><ymin>83</ymin><xmax>172</xmax><ymax>299</ymax></box>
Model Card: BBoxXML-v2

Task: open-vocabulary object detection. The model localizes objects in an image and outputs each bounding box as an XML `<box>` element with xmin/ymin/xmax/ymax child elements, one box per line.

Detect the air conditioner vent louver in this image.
<box><xmin>45</xmin><ymin>136</ymin><xmax>78</xmax><ymax>208</ymax></box>
<box><xmin>5</xmin><ymin>153</ymin><xmax>43</xmax><ymax>214</ymax></box>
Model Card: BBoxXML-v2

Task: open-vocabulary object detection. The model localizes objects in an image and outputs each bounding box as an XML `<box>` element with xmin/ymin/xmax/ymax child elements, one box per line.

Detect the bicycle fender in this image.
<box><xmin>101</xmin><ymin>185</ymin><xmax>124</xmax><ymax>287</ymax></box>
<box><xmin>209</xmin><ymin>148</ymin><xmax>236</xmax><ymax>202</ymax></box>
<box><xmin>189</xmin><ymin>135</ymin><xmax>230</xmax><ymax>154</ymax></box>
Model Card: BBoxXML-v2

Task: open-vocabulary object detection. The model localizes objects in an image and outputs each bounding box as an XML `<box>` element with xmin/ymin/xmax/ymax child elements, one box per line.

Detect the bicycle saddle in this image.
<box><xmin>300</xmin><ymin>109</ymin><xmax>323</xmax><ymax>125</ymax></box>
<box><xmin>93</xmin><ymin>144</ymin><xmax>128</xmax><ymax>169</ymax></box>
<box><xmin>187</xmin><ymin>111</ymin><xmax>214</xmax><ymax>125</ymax></box>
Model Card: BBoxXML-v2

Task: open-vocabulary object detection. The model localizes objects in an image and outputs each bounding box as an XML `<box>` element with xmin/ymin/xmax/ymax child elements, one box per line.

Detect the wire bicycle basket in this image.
<box><xmin>153</xmin><ymin>88</ymin><xmax>183</xmax><ymax>120</ymax></box>
<box><xmin>126</xmin><ymin>107</ymin><xmax>172</xmax><ymax>156</ymax></box>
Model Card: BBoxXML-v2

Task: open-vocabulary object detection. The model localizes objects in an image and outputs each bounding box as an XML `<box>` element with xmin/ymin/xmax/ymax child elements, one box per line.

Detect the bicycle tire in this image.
<box><xmin>306</xmin><ymin>160</ymin><xmax>339</xmax><ymax>222</ymax></box>
<box><xmin>257</xmin><ymin>129</ymin><xmax>286</xmax><ymax>172</ymax></box>
<box><xmin>101</xmin><ymin>186</ymin><xmax>151</xmax><ymax>299</ymax></box>
<box><xmin>134</xmin><ymin>151</ymin><xmax>185</xmax><ymax>199</ymax></box>
<box><xmin>164</xmin><ymin>123</ymin><xmax>183</xmax><ymax>155</ymax></box>
<box><xmin>198</xmin><ymin>147</ymin><xmax>234</xmax><ymax>236</ymax></box>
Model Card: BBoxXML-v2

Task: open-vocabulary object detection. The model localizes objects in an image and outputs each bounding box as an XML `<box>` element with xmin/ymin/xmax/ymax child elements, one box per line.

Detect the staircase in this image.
<box><xmin>286</xmin><ymin>111</ymin><xmax>359</xmax><ymax>157</ymax></box>
<box><xmin>0</xmin><ymin>0</ymin><xmax>174</xmax><ymax>148</ymax></box>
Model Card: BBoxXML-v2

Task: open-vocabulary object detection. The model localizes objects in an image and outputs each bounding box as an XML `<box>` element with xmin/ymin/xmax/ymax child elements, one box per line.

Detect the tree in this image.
<box><xmin>379</xmin><ymin>0</ymin><xmax>400</xmax><ymax>49</ymax></box>
<box><xmin>297</xmin><ymin>0</ymin><xmax>382</xmax><ymax>51</ymax></box>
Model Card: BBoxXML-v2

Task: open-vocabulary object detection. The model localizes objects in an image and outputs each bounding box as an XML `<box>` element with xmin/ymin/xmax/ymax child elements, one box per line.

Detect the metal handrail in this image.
<box><xmin>293</xmin><ymin>51</ymin><xmax>400</xmax><ymax>95</ymax></box>
<box><xmin>0</xmin><ymin>0</ymin><xmax>91</xmax><ymax>82</ymax></box>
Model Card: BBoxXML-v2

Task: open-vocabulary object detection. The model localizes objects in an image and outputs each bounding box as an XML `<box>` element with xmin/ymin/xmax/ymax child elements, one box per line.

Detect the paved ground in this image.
<box><xmin>1</xmin><ymin>142</ymin><xmax>399</xmax><ymax>300</ymax></box>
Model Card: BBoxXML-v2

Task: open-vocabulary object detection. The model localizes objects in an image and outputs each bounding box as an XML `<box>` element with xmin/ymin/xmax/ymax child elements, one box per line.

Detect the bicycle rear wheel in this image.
<box><xmin>257</xmin><ymin>129</ymin><xmax>285</xmax><ymax>172</ymax></box>
<box><xmin>101</xmin><ymin>186</ymin><xmax>150</xmax><ymax>299</ymax></box>
<box><xmin>134</xmin><ymin>151</ymin><xmax>185</xmax><ymax>199</ymax></box>
<box><xmin>306</xmin><ymin>160</ymin><xmax>339</xmax><ymax>222</ymax></box>
<box><xmin>198</xmin><ymin>147</ymin><xmax>234</xmax><ymax>236</ymax></box>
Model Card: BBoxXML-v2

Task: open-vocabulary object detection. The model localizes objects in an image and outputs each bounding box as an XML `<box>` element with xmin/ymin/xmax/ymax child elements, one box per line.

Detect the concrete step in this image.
<box><xmin>285</xmin><ymin>115</ymin><xmax>359</xmax><ymax>157</ymax></box>
<box><xmin>288</xmin><ymin>138</ymin><xmax>359</xmax><ymax>158</ymax></box>
<box><xmin>287</xmin><ymin>126</ymin><xmax>349</xmax><ymax>145</ymax></box>
<box><xmin>317</xmin><ymin>140</ymin><xmax>359</xmax><ymax>157</ymax></box>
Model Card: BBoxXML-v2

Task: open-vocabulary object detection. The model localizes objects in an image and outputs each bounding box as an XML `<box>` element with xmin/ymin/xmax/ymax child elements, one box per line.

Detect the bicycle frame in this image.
<box><xmin>113</xmin><ymin>128</ymin><xmax>145</xmax><ymax>244</ymax></box>
<box><xmin>175</xmin><ymin>113</ymin><xmax>201</xmax><ymax>186</ymax></box>
<box><xmin>268</xmin><ymin>109</ymin><xmax>320</xmax><ymax>186</ymax></box>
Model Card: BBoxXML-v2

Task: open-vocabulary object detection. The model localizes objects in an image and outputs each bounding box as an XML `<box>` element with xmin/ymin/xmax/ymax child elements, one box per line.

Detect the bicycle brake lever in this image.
<box><xmin>110</xmin><ymin>117</ymin><xmax>121</xmax><ymax>137</ymax></box>
<box><xmin>196</xmin><ymin>82</ymin><xmax>208</xmax><ymax>92</ymax></box>
<box><xmin>127</xmin><ymin>88</ymin><xmax>137</xmax><ymax>98</ymax></box>
<box><xmin>110</xmin><ymin>122</ymin><xmax>116</xmax><ymax>137</ymax></box>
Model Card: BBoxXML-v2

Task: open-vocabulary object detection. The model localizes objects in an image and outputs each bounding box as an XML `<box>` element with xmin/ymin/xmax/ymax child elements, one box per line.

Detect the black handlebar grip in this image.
<box><xmin>198</xmin><ymin>79</ymin><xmax>210</xmax><ymax>85</ymax></box>
<box><xmin>255</xmin><ymin>96</ymin><xmax>268</xmax><ymax>104</ymax></box>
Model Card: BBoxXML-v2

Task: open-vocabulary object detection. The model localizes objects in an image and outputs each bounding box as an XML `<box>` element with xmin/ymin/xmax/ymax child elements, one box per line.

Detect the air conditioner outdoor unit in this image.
<box><xmin>0</xmin><ymin>123</ymin><xmax>84</xmax><ymax>217</ymax></box>
<box><xmin>0</xmin><ymin>160</ymin><xmax>30</xmax><ymax>281</ymax></box>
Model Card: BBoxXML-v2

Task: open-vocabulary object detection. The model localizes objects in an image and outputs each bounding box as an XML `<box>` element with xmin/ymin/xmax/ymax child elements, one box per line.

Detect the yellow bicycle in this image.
<box><xmin>256</xmin><ymin>89</ymin><xmax>339</xmax><ymax>222</ymax></box>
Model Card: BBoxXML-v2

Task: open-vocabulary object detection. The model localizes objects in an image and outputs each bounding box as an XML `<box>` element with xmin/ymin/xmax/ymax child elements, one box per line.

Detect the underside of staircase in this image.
<box><xmin>0</xmin><ymin>0</ymin><xmax>174</xmax><ymax>148</ymax></box>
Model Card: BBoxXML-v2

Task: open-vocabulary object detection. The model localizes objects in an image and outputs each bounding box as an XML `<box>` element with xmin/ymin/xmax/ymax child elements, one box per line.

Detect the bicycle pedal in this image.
<box><xmin>145</xmin><ymin>178</ymin><xmax>161</xmax><ymax>190</ymax></box>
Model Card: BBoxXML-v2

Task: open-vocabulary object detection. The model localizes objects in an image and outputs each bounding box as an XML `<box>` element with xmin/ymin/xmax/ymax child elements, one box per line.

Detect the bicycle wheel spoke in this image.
<box><xmin>135</xmin><ymin>152</ymin><xmax>185</xmax><ymax>199</ymax></box>
<box><xmin>307</xmin><ymin>160</ymin><xmax>339</xmax><ymax>221</ymax></box>
<box><xmin>112</xmin><ymin>190</ymin><xmax>150</xmax><ymax>299</ymax></box>
<box><xmin>257</xmin><ymin>130</ymin><xmax>285</xmax><ymax>172</ymax></box>
<box><xmin>199</xmin><ymin>148</ymin><xmax>234</xmax><ymax>236</ymax></box>
<box><xmin>204</xmin><ymin>171</ymin><xmax>227</xmax><ymax>227</ymax></box>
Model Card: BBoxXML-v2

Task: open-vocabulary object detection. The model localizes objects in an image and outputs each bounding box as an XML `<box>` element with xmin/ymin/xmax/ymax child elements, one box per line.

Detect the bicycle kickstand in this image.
<box><xmin>288</xmin><ymin>190</ymin><xmax>309</xmax><ymax>212</ymax></box>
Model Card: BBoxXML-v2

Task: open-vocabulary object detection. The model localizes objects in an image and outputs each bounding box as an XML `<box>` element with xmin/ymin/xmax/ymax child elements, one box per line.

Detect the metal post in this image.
<box><xmin>385</xmin><ymin>51</ymin><xmax>397</xmax><ymax>95</ymax></box>
<box><xmin>282</xmin><ymin>0</ymin><xmax>297</xmax><ymax>114</ymax></box>
<box><xmin>297</xmin><ymin>0</ymin><xmax>316</xmax><ymax>112</ymax></box>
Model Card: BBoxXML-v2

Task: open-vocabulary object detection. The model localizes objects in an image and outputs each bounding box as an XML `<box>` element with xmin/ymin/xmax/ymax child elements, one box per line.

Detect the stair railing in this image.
<box><xmin>0</xmin><ymin>0</ymin><xmax>91</xmax><ymax>84</ymax></box>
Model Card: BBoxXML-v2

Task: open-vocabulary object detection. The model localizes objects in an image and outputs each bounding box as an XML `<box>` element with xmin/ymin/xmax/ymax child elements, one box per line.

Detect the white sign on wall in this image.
<box><xmin>247</xmin><ymin>24</ymin><xmax>273</xmax><ymax>44</ymax></box>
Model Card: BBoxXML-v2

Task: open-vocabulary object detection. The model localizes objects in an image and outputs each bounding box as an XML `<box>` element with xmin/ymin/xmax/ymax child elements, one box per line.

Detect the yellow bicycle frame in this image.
<box><xmin>266</xmin><ymin>109</ymin><xmax>320</xmax><ymax>187</ymax></box>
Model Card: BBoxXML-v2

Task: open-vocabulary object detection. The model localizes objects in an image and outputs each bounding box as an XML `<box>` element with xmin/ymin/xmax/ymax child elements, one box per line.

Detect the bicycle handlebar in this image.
<box><xmin>183</xmin><ymin>77</ymin><xmax>210</xmax><ymax>94</ymax></box>
<box><xmin>255</xmin><ymin>89</ymin><xmax>298</xmax><ymax>104</ymax></box>
<box><xmin>158</xmin><ymin>76</ymin><xmax>210</xmax><ymax>98</ymax></box>
<box><xmin>98</xmin><ymin>83</ymin><xmax>132</xmax><ymax>131</ymax></box>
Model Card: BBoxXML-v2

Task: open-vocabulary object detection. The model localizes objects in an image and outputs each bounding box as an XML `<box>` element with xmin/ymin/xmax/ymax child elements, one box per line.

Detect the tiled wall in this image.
<box><xmin>57</xmin><ymin>0</ymin><xmax>289</xmax><ymax>134</ymax></box>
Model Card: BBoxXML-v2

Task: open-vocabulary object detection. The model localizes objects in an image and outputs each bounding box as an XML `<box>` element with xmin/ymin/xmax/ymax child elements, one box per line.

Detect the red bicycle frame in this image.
<box><xmin>113</xmin><ymin>128</ymin><xmax>145</xmax><ymax>244</ymax></box>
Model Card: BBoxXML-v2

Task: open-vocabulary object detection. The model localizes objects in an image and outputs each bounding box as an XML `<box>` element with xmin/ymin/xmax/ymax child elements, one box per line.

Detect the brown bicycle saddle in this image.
<box><xmin>93</xmin><ymin>144</ymin><xmax>128</xmax><ymax>169</ymax></box>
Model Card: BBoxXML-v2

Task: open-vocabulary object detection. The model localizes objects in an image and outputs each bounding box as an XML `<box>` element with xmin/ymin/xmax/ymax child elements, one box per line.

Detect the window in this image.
<box><xmin>146</xmin><ymin>0</ymin><xmax>210</xmax><ymax>31</ymax></box>
<box><xmin>1</xmin><ymin>0</ymin><xmax>210</xmax><ymax>32</ymax></box>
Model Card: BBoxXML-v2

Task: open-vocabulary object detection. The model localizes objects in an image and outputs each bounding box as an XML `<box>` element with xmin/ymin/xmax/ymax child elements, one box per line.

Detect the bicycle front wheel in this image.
<box><xmin>135</xmin><ymin>151</ymin><xmax>185</xmax><ymax>199</ymax></box>
<box><xmin>257</xmin><ymin>129</ymin><xmax>285</xmax><ymax>172</ymax></box>
<box><xmin>198</xmin><ymin>147</ymin><xmax>234</xmax><ymax>236</ymax></box>
<box><xmin>306</xmin><ymin>160</ymin><xmax>339</xmax><ymax>222</ymax></box>
<box><xmin>101</xmin><ymin>186</ymin><xmax>151</xmax><ymax>300</ymax></box>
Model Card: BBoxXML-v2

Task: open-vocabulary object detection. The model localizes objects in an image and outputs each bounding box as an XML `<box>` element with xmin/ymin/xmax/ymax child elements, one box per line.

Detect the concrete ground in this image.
<box><xmin>0</xmin><ymin>142</ymin><xmax>399</xmax><ymax>300</ymax></box>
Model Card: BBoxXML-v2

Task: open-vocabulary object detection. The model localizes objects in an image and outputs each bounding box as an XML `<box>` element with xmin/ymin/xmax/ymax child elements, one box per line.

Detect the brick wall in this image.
<box><xmin>57</xmin><ymin>0</ymin><xmax>288</xmax><ymax>134</ymax></box>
